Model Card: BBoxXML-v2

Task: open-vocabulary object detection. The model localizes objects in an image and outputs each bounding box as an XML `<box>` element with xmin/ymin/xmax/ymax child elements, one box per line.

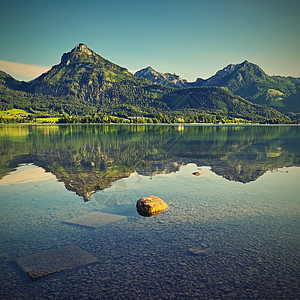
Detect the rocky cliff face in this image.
<box><xmin>60</xmin><ymin>43</ymin><xmax>96</xmax><ymax>66</ymax></box>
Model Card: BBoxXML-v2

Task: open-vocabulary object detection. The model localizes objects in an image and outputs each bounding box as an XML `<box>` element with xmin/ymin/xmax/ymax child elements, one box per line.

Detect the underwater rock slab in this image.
<box><xmin>65</xmin><ymin>212</ymin><xmax>126</xmax><ymax>228</ymax></box>
<box><xmin>16</xmin><ymin>245</ymin><xmax>98</xmax><ymax>281</ymax></box>
<box><xmin>188</xmin><ymin>245</ymin><xmax>210</xmax><ymax>256</ymax></box>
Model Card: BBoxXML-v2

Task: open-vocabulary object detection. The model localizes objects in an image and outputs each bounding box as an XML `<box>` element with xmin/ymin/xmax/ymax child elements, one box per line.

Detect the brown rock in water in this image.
<box><xmin>192</xmin><ymin>172</ymin><xmax>202</xmax><ymax>176</ymax></box>
<box><xmin>136</xmin><ymin>196</ymin><xmax>168</xmax><ymax>217</ymax></box>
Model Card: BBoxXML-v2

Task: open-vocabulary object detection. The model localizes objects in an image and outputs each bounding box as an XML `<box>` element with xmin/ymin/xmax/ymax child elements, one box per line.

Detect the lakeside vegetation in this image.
<box><xmin>0</xmin><ymin>109</ymin><xmax>295</xmax><ymax>124</ymax></box>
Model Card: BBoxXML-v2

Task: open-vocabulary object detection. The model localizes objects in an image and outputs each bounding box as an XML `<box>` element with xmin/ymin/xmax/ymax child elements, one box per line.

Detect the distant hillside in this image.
<box><xmin>0</xmin><ymin>71</ymin><xmax>26</xmax><ymax>90</ymax></box>
<box><xmin>161</xmin><ymin>87</ymin><xmax>290</xmax><ymax>122</ymax></box>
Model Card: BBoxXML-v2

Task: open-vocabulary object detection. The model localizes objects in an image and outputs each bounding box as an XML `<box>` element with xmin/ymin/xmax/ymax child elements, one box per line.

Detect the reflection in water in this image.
<box><xmin>0</xmin><ymin>164</ymin><xmax>54</xmax><ymax>186</ymax></box>
<box><xmin>0</xmin><ymin>125</ymin><xmax>299</xmax><ymax>201</ymax></box>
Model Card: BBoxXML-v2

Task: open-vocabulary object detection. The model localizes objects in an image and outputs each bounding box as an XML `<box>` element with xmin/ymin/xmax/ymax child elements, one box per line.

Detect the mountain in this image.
<box><xmin>0</xmin><ymin>44</ymin><xmax>293</xmax><ymax>122</ymax></box>
<box><xmin>135</xmin><ymin>61</ymin><xmax>300</xmax><ymax>116</ymax></box>
<box><xmin>196</xmin><ymin>60</ymin><xmax>300</xmax><ymax>115</ymax></box>
<box><xmin>134</xmin><ymin>66</ymin><xmax>188</xmax><ymax>88</ymax></box>
<box><xmin>0</xmin><ymin>44</ymin><xmax>174</xmax><ymax>115</ymax></box>
<box><xmin>161</xmin><ymin>87</ymin><xmax>290</xmax><ymax>122</ymax></box>
<box><xmin>26</xmin><ymin>43</ymin><xmax>172</xmax><ymax>110</ymax></box>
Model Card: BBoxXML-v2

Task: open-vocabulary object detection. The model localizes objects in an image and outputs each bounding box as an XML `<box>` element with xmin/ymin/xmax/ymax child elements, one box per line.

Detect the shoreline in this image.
<box><xmin>0</xmin><ymin>123</ymin><xmax>299</xmax><ymax>126</ymax></box>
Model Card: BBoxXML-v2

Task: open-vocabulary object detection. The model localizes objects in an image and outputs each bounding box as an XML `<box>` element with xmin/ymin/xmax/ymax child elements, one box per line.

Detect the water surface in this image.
<box><xmin>0</xmin><ymin>125</ymin><xmax>299</xmax><ymax>299</ymax></box>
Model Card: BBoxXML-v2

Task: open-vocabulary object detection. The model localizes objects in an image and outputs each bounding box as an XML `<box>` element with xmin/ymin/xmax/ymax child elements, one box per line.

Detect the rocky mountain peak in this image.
<box><xmin>60</xmin><ymin>44</ymin><xmax>95</xmax><ymax>65</ymax></box>
<box><xmin>237</xmin><ymin>60</ymin><xmax>267</xmax><ymax>78</ymax></box>
<box><xmin>135</xmin><ymin>66</ymin><xmax>188</xmax><ymax>88</ymax></box>
<box><xmin>71</xmin><ymin>43</ymin><xmax>93</xmax><ymax>55</ymax></box>
<box><xmin>135</xmin><ymin>66</ymin><xmax>158</xmax><ymax>77</ymax></box>
<box><xmin>145</xmin><ymin>66</ymin><xmax>155</xmax><ymax>72</ymax></box>
<box><xmin>204</xmin><ymin>60</ymin><xmax>267</xmax><ymax>86</ymax></box>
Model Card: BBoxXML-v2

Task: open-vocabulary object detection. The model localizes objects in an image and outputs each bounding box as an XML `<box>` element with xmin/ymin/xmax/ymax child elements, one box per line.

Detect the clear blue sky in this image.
<box><xmin>0</xmin><ymin>0</ymin><xmax>299</xmax><ymax>81</ymax></box>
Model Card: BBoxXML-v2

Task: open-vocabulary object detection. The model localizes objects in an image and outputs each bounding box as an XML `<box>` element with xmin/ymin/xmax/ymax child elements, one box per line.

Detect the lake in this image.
<box><xmin>0</xmin><ymin>124</ymin><xmax>299</xmax><ymax>299</ymax></box>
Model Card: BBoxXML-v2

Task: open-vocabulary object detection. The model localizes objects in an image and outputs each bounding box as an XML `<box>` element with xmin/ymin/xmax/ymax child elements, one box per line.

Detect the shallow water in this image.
<box><xmin>0</xmin><ymin>124</ymin><xmax>299</xmax><ymax>299</ymax></box>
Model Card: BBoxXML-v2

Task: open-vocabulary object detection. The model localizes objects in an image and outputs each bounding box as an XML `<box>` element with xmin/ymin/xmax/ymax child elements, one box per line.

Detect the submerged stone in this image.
<box><xmin>65</xmin><ymin>212</ymin><xmax>126</xmax><ymax>228</ymax></box>
<box><xmin>188</xmin><ymin>245</ymin><xmax>210</xmax><ymax>256</ymax></box>
<box><xmin>16</xmin><ymin>245</ymin><xmax>98</xmax><ymax>281</ymax></box>
<box><xmin>136</xmin><ymin>196</ymin><xmax>168</xmax><ymax>217</ymax></box>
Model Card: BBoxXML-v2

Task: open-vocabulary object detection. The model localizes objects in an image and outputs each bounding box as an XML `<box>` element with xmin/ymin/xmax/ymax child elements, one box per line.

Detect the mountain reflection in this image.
<box><xmin>0</xmin><ymin>125</ymin><xmax>299</xmax><ymax>201</ymax></box>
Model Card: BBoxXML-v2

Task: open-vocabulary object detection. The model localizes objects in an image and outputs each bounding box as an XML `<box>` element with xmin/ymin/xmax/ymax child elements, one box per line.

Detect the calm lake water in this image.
<box><xmin>0</xmin><ymin>124</ymin><xmax>299</xmax><ymax>299</ymax></box>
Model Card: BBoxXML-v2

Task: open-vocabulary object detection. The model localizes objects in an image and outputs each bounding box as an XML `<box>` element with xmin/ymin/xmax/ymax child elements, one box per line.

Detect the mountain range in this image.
<box><xmin>0</xmin><ymin>43</ymin><xmax>298</xmax><ymax>123</ymax></box>
<box><xmin>135</xmin><ymin>61</ymin><xmax>300</xmax><ymax>116</ymax></box>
